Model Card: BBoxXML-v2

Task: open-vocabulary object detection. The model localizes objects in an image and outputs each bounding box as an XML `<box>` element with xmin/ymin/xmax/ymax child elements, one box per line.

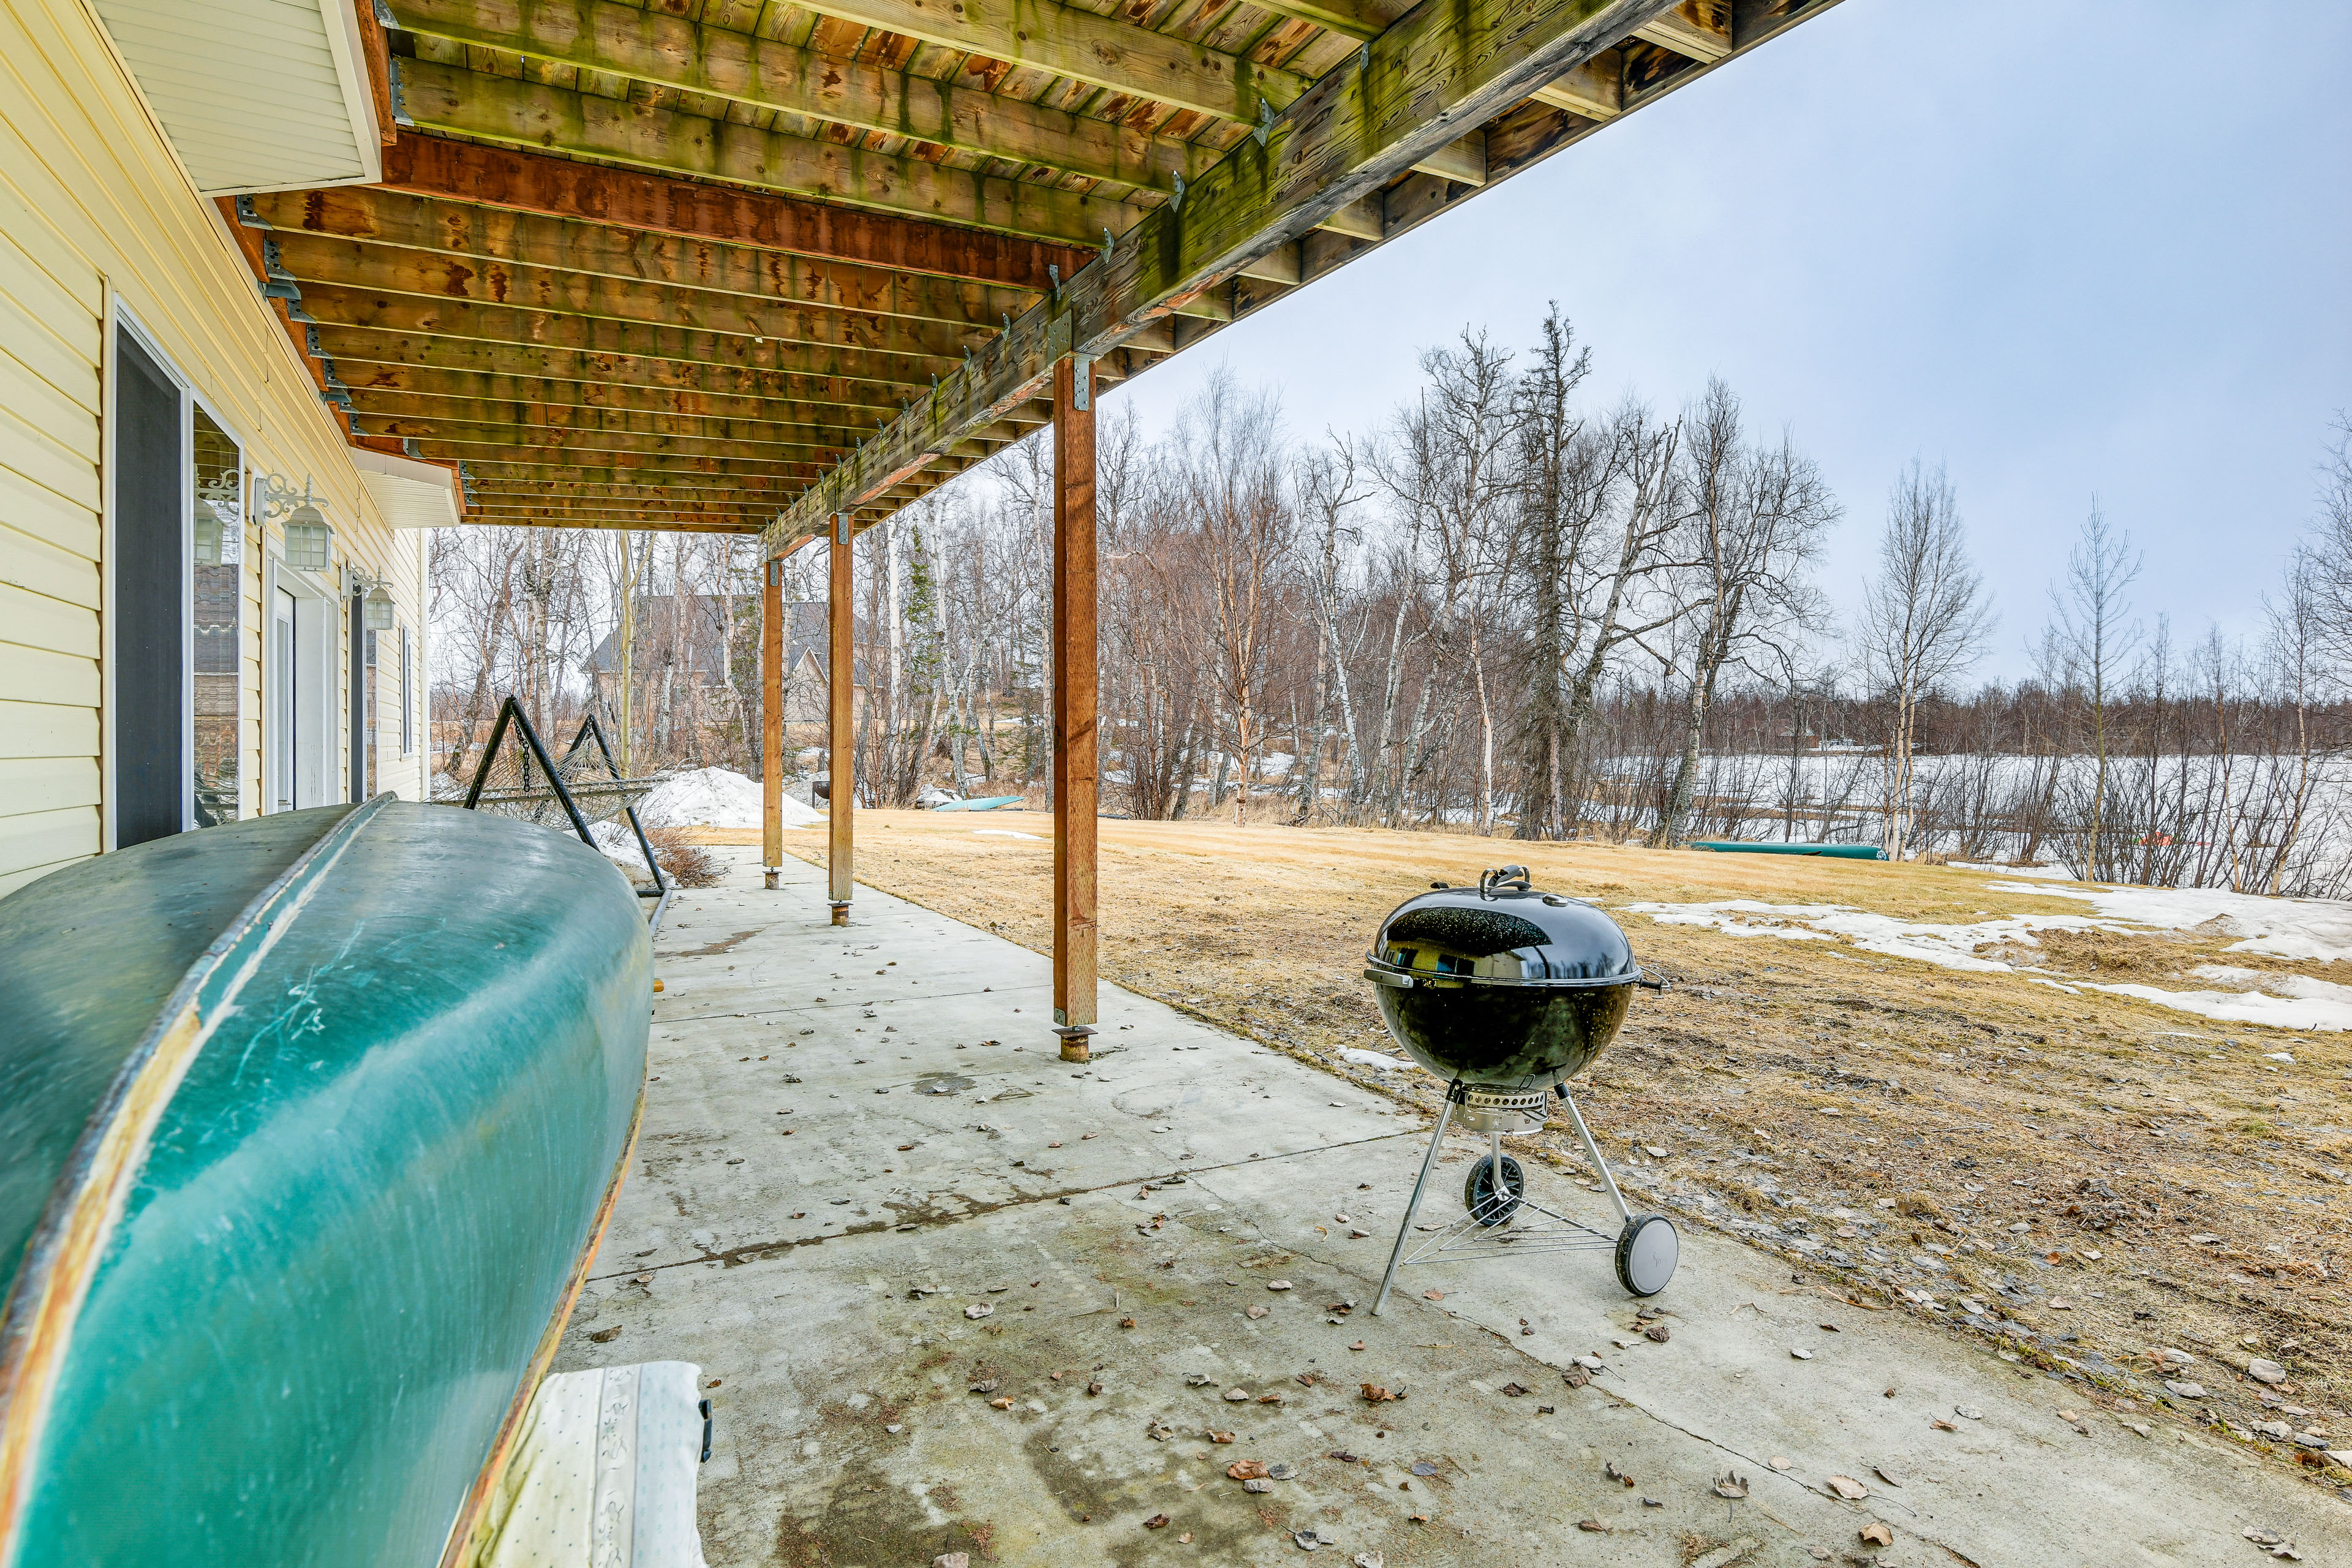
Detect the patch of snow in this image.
<box><xmin>973</xmin><ymin>829</ymin><xmax>1042</xmax><ymax>840</ymax></box>
<box><xmin>638</xmin><ymin>766</ymin><xmax>820</xmax><ymax>829</ymax></box>
<box><xmin>1981</xmin><ymin>881</ymin><xmax>2352</xmax><ymax>965</ymax></box>
<box><xmin>2080</xmin><ymin>981</ymin><xmax>2352</xmax><ymax>1033</ymax></box>
<box><xmin>1341</xmin><ymin>1048</ymin><xmax>1415</xmax><ymax>1071</ymax></box>
<box><xmin>1619</xmin><ymin>899</ymin><xmax>2100</xmax><ymax>974</ymax></box>
<box><xmin>587</xmin><ymin>820</ymin><xmax>650</xmax><ymax>873</ymax></box>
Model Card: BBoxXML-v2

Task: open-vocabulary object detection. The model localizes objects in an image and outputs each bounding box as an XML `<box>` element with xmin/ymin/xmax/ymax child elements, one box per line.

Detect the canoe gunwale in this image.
<box><xmin>0</xmin><ymin>796</ymin><xmax>390</xmax><ymax>1567</ymax></box>
<box><xmin>437</xmin><ymin>1086</ymin><xmax>646</xmax><ymax>1568</ymax></box>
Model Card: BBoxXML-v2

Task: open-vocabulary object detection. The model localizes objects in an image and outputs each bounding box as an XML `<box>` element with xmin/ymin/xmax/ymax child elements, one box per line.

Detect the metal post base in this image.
<box><xmin>763</xmin><ymin>866</ymin><xmax>780</xmax><ymax>889</ymax></box>
<box><xmin>1056</xmin><ymin>1027</ymin><xmax>1093</xmax><ymax>1063</ymax></box>
<box><xmin>829</xmin><ymin>903</ymin><xmax>850</xmax><ymax>926</ymax></box>
<box><xmin>1373</xmin><ymin>1094</ymin><xmax>1456</xmax><ymax>1316</ymax></box>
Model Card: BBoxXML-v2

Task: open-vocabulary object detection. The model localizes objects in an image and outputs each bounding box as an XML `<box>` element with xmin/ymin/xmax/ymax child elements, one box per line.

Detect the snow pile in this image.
<box><xmin>1618</xmin><ymin>899</ymin><xmax>2106</xmax><ymax>974</ymax></box>
<box><xmin>1981</xmin><ymin>881</ymin><xmax>2352</xmax><ymax>965</ymax></box>
<box><xmin>638</xmin><ymin>767</ymin><xmax>819</xmax><ymax>829</ymax></box>
<box><xmin>1341</xmin><ymin>1047</ymin><xmax>1416</xmax><ymax>1072</ymax></box>
<box><xmin>973</xmin><ymin>828</ymin><xmax>1042</xmax><ymax>841</ymax></box>
<box><xmin>2082</xmin><ymin>965</ymin><xmax>2352</xmax><ymax>1032</ymax></box>
<box><xmin>587</xmin><ymin>820</ymin><xmax>650</xmax><ymax>873</ymax></box>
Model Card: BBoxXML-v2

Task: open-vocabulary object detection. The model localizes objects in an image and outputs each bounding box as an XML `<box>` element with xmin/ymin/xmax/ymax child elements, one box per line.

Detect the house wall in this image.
<box><xmin>0</xmin><ymin>0</ymin><xmax>426</xmax><ymax>895</ymax></box>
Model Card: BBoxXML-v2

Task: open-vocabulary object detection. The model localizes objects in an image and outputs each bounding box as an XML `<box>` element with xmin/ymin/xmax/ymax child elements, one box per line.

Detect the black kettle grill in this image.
<box><xmin>1364</xmin><ymin>867</ymin><xmax>1679</xmax><ymax>1310</ymax></box>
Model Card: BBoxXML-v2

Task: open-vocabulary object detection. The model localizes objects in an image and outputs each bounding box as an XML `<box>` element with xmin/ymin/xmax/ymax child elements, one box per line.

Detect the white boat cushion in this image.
<box><xmin>469</xmin><ymin>1361</ymin><xmax>709</xmax><ymax>1568</ymax></box>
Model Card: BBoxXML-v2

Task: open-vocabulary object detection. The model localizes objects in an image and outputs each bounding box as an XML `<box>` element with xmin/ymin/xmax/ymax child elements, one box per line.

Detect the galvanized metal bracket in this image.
<box><xmin>388</xmin><ymin>56</ymin><xmax>415</xmax><ymax>127</ymax></box>
<box><xmin>1070</xmin><ymin>353</ymin><xmax>1093</xmax><ymax>412</ymax></box>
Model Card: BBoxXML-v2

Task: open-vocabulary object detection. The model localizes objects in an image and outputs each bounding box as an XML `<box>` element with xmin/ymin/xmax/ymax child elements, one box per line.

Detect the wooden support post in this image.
<box><xmin>761</xmin><ymin>554</ymin><xmax>784</xmax><ymax>889</ymax></box>
<box><xmin>1051</xmin><ymin>355</ymin><xmax>1097</xmax><ymax>1062</ymax></box>
<box><xmin>827</xmin><ymin>514</ymin><xmax>854</xmax><ymax>924</ymax></box>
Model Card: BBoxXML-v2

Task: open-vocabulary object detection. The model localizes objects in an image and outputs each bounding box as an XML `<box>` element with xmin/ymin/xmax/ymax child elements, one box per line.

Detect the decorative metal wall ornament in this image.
<box><xmin>254</xmin><ymin>471</ymin><xmax>330</xmax><ymax>570</ymax></box>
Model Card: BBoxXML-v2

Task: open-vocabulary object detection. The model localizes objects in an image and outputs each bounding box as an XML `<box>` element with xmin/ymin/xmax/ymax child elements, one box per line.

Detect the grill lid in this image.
<box><xmin>1366</xmin><ymin>866</ymin><xmax>1637</xmax><ymax>987</ymax></box>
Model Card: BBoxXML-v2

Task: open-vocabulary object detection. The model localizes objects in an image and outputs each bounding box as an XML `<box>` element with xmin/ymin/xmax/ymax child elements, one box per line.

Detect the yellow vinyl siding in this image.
<box><xmin>0</xmin><ymin>169</ymin><xmax>100</xmax><ymax>895</ymax></box>
<box><xmin>0</xmin><ymin>0</ymin><xmax>428</xmax><ymax>894</ymax></box>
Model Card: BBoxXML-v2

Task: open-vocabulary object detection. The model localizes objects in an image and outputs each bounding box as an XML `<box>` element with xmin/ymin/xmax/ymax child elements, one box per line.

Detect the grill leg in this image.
<box><xmin>1559</xmin><ymin>1085</ymin><xmax>1633</xmax><ymax>1227</ymax></box>
<box><xmin>1372</xmin><ymin>1096</ymin><xmax>1453</xmax><ymax>1317</ymax></box>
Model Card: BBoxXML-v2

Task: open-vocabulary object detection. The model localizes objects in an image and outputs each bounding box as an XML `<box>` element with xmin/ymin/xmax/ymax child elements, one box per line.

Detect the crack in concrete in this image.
<box><xmin>592</xmin><ymin>1127</ymin><xmax>1420</xmax><ymax>1283</ymax></box>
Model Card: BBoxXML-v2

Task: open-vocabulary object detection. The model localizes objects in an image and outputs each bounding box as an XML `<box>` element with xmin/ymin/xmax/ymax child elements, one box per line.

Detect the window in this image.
<box><xmin>110</xmin><ymin>323</ymin><xmax>243</xmax><ymax>847</ymax></box>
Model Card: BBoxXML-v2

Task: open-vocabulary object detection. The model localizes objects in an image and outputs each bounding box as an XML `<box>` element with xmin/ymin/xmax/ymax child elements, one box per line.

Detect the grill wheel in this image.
<box><xmin>1463</xmin><ymin>1153</ymin><xmax>1525</xmax><ymax>1227</ymax></box>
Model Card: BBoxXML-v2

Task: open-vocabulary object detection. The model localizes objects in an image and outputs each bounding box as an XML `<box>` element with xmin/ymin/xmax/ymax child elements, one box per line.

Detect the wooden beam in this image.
<box><xmin>352</xmin><ymin>410</ymin><xmax>846</xmax><ymax>456</ymax></box>
<box><xmin>386</xmin><ymin>0</ymin><xmax>1210</xmax><ymax>193</ymax></box>
<box><xmin>1237</xmin><ymin>0</ymin><xmax>1403</xmax><ymax>42</ymax></box>
<box><xmin>294</xmin><ymin>284</ymin><xmax>967</xmax><ymax>382</ymax></box>
<box><xmin>1050</xmin><ymin>353</ymin><xmax>1097</xmax><ymax>1060</ymax></box>
<box><xmin>374</xmin><ymin>431</ymin><xmax>832</xmax><ymax>472</ymax></box>
<box><xmin>396</xmin><ymin>59</ymin><xmax>1152</xmax><ymax>247</ymax></box>
<box><xmin>345</xmin><ymin>388</ymin><xmax>875</xmax><ymax>446</ymax></box>
<box><xmin>312</xmin><ymin>326</ymin><xmax>937</xmax><ymax>399</ymax></box>
<box><xmin>244</xmin><ymin>189</ymin><xmax>1036</xmax><ymax>330</ymax></box>
<box><xmin>325</xmin><ymin>362</ymin><xmax>904</xmax><ymax>425</ymax></box>
<box><xmin>1409</xmin><ymin>131</ymin><xmax>1488</xmax><ymax>187</ymax></box>
<box><xmin>826</xmin><ymin>514</ymin><xmax>853</xmax><ymax>923</ymax></box>
<box><xmin>380</xmin><ymin>134</ymin><xmax>1082</xmax><ymax>290</ymax></box>
<box><xmin>270</xmin><ymin>232</ymin><xmax>998</xmax><ymax>355</ymax></box>
<box><xmin>763</xmin><ymin>552</ymin><xmax>786</xmax><ymax>888</ymax></box>
<box><xmin>1529</xmin><ymin>49</ymin><xmax>1624</xmax><ymax>118</ymax></box>
<box><xmin>716</xmin><ymin>0</ymin><xmax>1305</xmax><ymax>123</ymax></box>
<box><xmin>440</xmin><ymin>455</ymin><xmax>818</xmax><ymax>485</ymax></box>
<box><xmin>451</xmin><ymin>522</ymin><xmax>762</xmax><ymax>540</ymax></box>
<box><xmin>469</xmin><ymin>484</ymin><xmax>782</xmax><ymax>508</ymax></box>
<box><xmin>1633</xmin><ymin>0</ymin><xmax>1732</xmax><ymax>61</ymax></box>
<box><xmin>763</xmin><ymin>0</ymin><xmax>1702</xmax><ymax>551</ymax></box>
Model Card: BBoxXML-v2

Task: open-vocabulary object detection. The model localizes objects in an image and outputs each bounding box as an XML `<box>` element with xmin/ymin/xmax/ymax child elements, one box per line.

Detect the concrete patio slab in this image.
<box><xmin>552</xmin><ymin>851</ymin><xmax>2352</xmax><ymax>1567</ymax></box>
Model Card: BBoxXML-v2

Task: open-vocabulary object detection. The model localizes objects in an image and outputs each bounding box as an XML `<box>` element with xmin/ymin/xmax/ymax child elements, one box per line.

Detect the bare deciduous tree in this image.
<box><xmin>1858</xmin><ymin>461</ymin><xmax>1994</xmax><ymax>861</ymax></box>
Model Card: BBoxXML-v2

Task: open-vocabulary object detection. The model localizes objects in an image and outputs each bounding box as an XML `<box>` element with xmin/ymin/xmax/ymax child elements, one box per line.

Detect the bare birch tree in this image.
<box><xmin>1858</xmin><ymin>461</ymin><xmax>1993</xmax><ymax>860</ymax></box>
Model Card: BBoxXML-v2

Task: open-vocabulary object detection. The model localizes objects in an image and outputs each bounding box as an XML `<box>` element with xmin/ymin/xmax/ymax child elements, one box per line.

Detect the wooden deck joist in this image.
<box><xmin>386</xmin><ymin>0</ymin><xmax>1218</xmax><ymax>195</ymax></box>
<box><xmin>762</xmin><ymin>0</ymin><xmax>1838</xmax><ymax>545</ymax></box>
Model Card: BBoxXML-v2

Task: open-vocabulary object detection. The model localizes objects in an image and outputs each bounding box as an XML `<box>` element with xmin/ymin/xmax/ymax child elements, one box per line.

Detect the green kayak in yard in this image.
<box><xmin>0</xmin><ymin>798</ymin><xmax>651</xmax><ymax>1568</ymax></box>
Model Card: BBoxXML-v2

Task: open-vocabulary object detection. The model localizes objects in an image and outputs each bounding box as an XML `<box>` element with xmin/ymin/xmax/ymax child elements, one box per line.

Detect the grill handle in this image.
<box><xmin>1635</xmin><ymin>973</ymin><xmax>1671</xmax><ymax>993</ymax></box>
<box><xmin>1363</xmin><ymin>966</ymin><xmax>1414</xmax><ymax>989</ymax></box>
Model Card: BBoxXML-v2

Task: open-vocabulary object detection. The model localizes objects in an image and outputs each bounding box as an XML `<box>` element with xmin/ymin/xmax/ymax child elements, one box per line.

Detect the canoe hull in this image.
<box><xmin>0</xmin><ymin>800</ymin><xmax>650</xmax><ymax>1568</ymax></box>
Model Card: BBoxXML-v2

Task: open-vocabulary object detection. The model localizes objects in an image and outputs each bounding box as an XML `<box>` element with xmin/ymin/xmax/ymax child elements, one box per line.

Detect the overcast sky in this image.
<box><xmin>1095</xmin><ymin>0</ymin><xmax>2352</xmax><ymax>682</ymax></box>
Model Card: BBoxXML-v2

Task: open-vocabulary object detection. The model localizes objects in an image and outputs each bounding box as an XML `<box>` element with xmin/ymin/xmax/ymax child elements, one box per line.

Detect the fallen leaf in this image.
<box><xmin>1422</xmin><ymin>1289</ymin><xmax>1445</xmax><ymax>1301</ymax></box>
<box><xmin>1224</xmin><ymin>1388</ymin><xmax>1251</xmax><ymax>1402</ymax></box>
<box><xmin>1645</xmin><ymin>1324</ymin><xmax>1672</xmax><ymax>1343</ymax></box>
<box><xmin>1349</xmin><ymin>1340</ymin><xmax>1366</xmax><ymax>1352</ymax></box>
<box><xmin>1409</xmin><ymin>1512</ymin><xmax>1430</xmax><ymax>1524</ymax></box>
<box><xmin>1248</xmin><ymin>1305</ymin><xmax>1270</xmax><ymax>1320</ymax></box>
<box><xmin>1257</xmin><ymin>1392</ymin><xmax>1285</xmax><ymax>1404</ymax></box>
<box><xmin>1208</xmin><ymin>1430</ymin><xmax>1235</xmax><ymax>1444</ymax></box>
<box><xmin>1768</xmin><ymin>1456</ymin><xmax>1792</xmax><ymax>1471</ymax></box>
<box><xmin>1087</xmin><ymin>1380</ymin><xmax>1104</xmax><ymax>1396</ymax></box>
<box><xmin>1119</xmin><ymin>1316</ymin><xmax>1137</xmax><ymax>1329</ymax></box>
<box><xmin>588</xmin><ymin>1327</ymin><xmax>622</xmax><ymax>1343</ymax></box>
<box><xmin>1826</xmin><ymin>1475</ymin><xmax>1869</xmax><ymax>1501</ymax></box>
<box><xmin>1819</xmin><ymin>1322</ymin><xmax>1842</xmax><ymax>1333</ymax></box>
<box><xmin>1362</xmin><ymin>1384</ymin><xmax>1395</xmax><ymax>1403</ymax></box>
<box><xmin>1874</xmin><ymin>1466</ymin><xmax>1902</xmax><ymax>1488</ymax></box>
<box><xmin>1144</xmin><ymin>1513</ymin><xmax>1170</xmax><ymax>1529</ymax></box>
<box><xmin>964</xmin><ymin>1305</ymin><xmax>993</xmax><ymax>1320</ymax></box>
<box><xmin>1268</xmin><ymin>1462</ymin><xmax>1296</xmax><ymax>1479</ymax></box>
<box><xmin>1790</xmin><ymin>1348</ymin><xmax>1814</xmax><ymax>1360</ymax></box>
<box><xmin>1859</xmin><ymin>1523</ymin><xmax>1894</xmax><ymax>1547</ymax></box>
<box><xmin>968</xmin><ymin>1379</ymin><xmax>999</xmax><ymax>1394</ymax></box>
<box><xmin>1185</xmin><ymin>1372</ymin><xmax>1214</xmax><ymax>1386</ymax></box>
<box><xmin>1576</xmin><ymin>1519</ymin><xmax>1609</xmax><ymax>1533</ymax></box>
<box><xmin>1268</xmin><ymin>1280</ymin><xmax>1294</xmax><ymax>1291</ymax></box>
<box><xmin>933</xmin><ymin>1555</ymin><xmax>968</xmax><ymax>1568</ymax></box>
<box><xmin>1562</xmin><ymin>1365</ymin><xmax>1591</xmax><ymax>1389</ymax></box>
<box><xmin>1931</xmin><ymin>1418</ymin><xmax>1956</xmax><ymax>1432</ymax></box>
<box><xmin>1954</xmin><ymin>1404</ymin><xmax>1985</xmax><ymax>1420</ymax></box>
<box><xmin>1244</xmin><ymin>1478</ymin><xmax>1273</xmax><ymax>1493</ymax></box>
<box><xmin>1714</xmin><ymin>1472</ymin><xmax>1749</xmax><ymax>1499</ymax></box>
<box><xmin>1501</xmin><ymin>1382</ymin><xmax>1529</xmax><ymax>1397</ymax></box>
<box><xmin>989</xmin><ymin>1397</ymin><xmax>1012</xmax><ymax>1410</ymax></box>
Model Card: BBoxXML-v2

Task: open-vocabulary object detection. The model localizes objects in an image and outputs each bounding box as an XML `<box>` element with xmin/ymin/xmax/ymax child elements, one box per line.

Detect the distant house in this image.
<box><xmin>584</xmin><ymin>598</ymin><xmax>863</xmax><ymax>725</ymax></box>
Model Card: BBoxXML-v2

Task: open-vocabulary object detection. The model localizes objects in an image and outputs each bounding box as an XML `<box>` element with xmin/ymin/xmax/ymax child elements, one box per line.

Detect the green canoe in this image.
<box><xmin>1691</xmin><ymin>840</ymin><xmax>1885</xmax><ymax>860</ymax></box>
<box><xmin>0</xmin><ymin>798</ymin><xmax>650</xmax><ymax>1568</ymax></box>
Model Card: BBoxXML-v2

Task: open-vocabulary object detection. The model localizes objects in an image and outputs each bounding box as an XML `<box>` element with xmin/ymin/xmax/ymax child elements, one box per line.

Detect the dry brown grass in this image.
<box><xmin>780</xmin><ymin>812</ymin><xmax>2352</xmax><ymax>1478</ymax></box>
